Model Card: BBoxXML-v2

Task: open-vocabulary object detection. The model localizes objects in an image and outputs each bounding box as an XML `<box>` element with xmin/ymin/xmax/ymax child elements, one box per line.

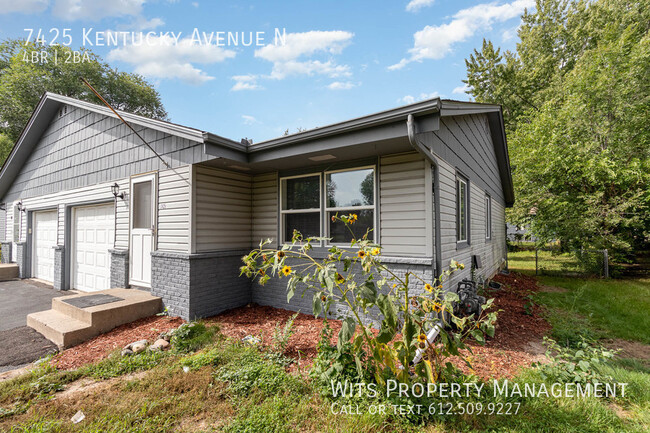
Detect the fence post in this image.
<box><xmin>603</xmin><ymin>249</ymin><xmax>609</xmax><ymax>278</ymax></box>
<box><xmin>535</xmin><ymin>248</ymin><xmax>539</xmax><ymax>276</ymax></box>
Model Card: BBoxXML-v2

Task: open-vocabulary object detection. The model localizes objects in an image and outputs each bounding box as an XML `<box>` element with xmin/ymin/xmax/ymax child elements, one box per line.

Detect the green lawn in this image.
<box><xmin>534</xmin><ymin>276</ymin><xmax>650</xmax><ymax>345</ymax></box>
<box><xmin>1</xmin><ymin>319</ymin><xmax>649</xmax><ymax>432</ymax></box>
<box><xmin>508</xmin><ymin>249</ymin><xmax>590</xmax><ymax>276</ymax></box>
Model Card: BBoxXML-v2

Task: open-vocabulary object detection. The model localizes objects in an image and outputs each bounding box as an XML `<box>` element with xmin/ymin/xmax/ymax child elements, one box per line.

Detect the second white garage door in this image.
<box><xmin>72</xmin><ymin>203</ymin><xmax>115</xmax><ymax>292</ymax></box>
<box><xmin>33</xmin><ymin>210</ymin><xmax>58</xmax><ymax>283</ymax></box>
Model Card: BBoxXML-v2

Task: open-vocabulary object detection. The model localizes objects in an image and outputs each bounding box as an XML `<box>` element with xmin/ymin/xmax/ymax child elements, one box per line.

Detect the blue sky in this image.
<box><xmin>0</xmin><ymin>0</ymin><xmax>533</xmax><ymax>142</ymax></box>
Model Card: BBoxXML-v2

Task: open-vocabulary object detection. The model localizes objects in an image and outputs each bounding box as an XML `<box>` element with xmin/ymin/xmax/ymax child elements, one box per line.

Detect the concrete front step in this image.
<box><xmin>27</xmin><ymin>288</ymin><xmax>163</xmax><ymax>348</ymax></box>
<box><xmin>0</xmin><ymin>264</ymin><xmax>19</xmax><ymax>281</ymax></box>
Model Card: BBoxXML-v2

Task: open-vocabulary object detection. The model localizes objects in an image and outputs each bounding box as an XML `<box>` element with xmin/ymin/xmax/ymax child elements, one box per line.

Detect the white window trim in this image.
<box><xmin>485</xmin><ymin>194</ymin><xmax>492</xmax><ymax>240</ymax></box>
<box><xmin>324</xmin><ymin>166</ymin><xmax>377</xmax><ymax>245</ymax></box>
<box><xmin>279</xmin><ymin>172</ymin><xmax>322</xmax><ymax>244</ymax></box>
<box><xmin>456</xmin><ymin>177</ymin><xmax>468</xmax><ymax>244</ymax></box>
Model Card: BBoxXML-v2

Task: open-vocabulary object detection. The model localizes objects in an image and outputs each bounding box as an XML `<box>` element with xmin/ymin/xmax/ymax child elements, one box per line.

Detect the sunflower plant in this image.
<box><xmin>240</xmin><ymin>214</ymin><xmax>497</xmax><ymax>386</ymax></box>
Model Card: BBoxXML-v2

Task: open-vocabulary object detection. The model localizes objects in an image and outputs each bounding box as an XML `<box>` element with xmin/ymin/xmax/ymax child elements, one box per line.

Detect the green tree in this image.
<box><xmin>464</xmin><ymin>0</ymin><xmax>650</xmax><ymax>258</ymax></box>
<box><xmin>0</xmin><ymin>40</ymin><xmax>167</xmax><ymax>143</ymax></box>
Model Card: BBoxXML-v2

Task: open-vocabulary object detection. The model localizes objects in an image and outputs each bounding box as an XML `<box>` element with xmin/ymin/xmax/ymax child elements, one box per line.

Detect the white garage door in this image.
<box><xmin>73</xmin><ymin>203</ymin><xmax>115</xmax><ymax>292</ymax></box>
<box><xmin>33</xmin><ymin>210</ymin><xmax>58</xmax><ymax>282</ymax></box>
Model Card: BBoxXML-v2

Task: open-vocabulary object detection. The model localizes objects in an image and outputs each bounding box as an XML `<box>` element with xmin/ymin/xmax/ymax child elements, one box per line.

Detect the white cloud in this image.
<box><xmin>327</xmin><ymin>81</ymin><xmax>356</xmax><ymax>90</ymax></box>
<box><xmin>0</xmin><ymin>0</ymin><xmax>48</xmax><ymax>14</ymax></box>
<box><xmin>254</xmin><ymin>30</ymin><xmax>354</xmax><ymax>79</ymax></box>
<box><xmin>399</xmin><ymin>92</ymin><xmax>440</xmax><ymax>104</ymax></box>
<box><xmin>406</xmin><ymin>0</ymin><xmax>435</xmax><ymax>13</ymax></box>
<box><xmin>390</xmin><ymin>0</ymin><xmax>534</xmax><ymax>69</ymax></box>
<box><xmin>452</xmin><ymin>84</ymin><xmax>470</xmax><ymax>94</ymax></box>
<box><xmin>52</xmin><ymin>0</ymin><xmax>145</xmax><ymax>20</ymax></box>
<box><xmin>241</xmin><ymin>115</ymin><xmax>259</xmax><ymax>125</ymax></box>
<box><xmin>108</xmin><ymin>35</ymin><xmax>236</xmax><ymax>85</ymax></box>
<box><xmin>231</xmin><ymin>75</ymin><xmax>262</xmax><ymax>91</ymax></box>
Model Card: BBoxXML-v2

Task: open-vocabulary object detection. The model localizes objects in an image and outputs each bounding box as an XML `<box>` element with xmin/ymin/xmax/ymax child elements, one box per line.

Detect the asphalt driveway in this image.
<box><xmin>0</xmin><ymin>279</ymin><xmax>65</xmax><ymax>331</ymax></box>
<box><xmin>0</xmin><ymin>279</ymin><xmax>66</xmax><ymax>373</ymax></box>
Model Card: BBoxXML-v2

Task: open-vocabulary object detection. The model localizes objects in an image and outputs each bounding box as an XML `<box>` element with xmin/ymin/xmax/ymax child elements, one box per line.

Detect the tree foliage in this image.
<box><xmin>464</xmin><ymin>0</ymin><xmax>650</xmax><ymax>257</ymax></box>
<box><xmin>0</xmin><ymin>40</ymin><xmax>168</xmax><ymax>143</ymax></box>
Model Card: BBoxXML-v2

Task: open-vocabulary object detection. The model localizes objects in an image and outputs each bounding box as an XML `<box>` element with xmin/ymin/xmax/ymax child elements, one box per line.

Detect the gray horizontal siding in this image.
<box><xmin>158</xmin><ymin>166</ymin><xmax>191</xmax><ymax>252</ymax></box>
<box><xmin>379</xmin><ymin>152</ymin><xmax>429</xmax><ymax>257</ymax></box>
<box><xmin>2</xmin><ymin>104</ymin><xmax>209</xmax><ymax>204</ymax></box>
<box><xmin>423</xmin><ymin>113</ymin><xmax>505</xmax><ymax>204</ymax></box>
<box><xmin>194</xmin><ymin>166</ymin><xmax>252</xmax><ymax>252</ymax></box>
<box><xmin>252</xmin><ymin>173</ymin><xmax>278</xmax><ymax>248</ymax></box>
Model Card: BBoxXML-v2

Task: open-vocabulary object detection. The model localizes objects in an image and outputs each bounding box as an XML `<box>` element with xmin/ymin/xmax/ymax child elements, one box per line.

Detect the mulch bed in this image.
<box><xmin>210</xmin><ymin>272</ymin><xmax>551</xmax><ymax>379</ymax></box>
<box><xmin>54</xmin><ymin>316</ymin><xmax>184</xmax><ymax>370</ymax></box>
<box><xmin>51</xmin><ymin>272</ymin><xmax>551</xmax><ymax>380</ymax></box>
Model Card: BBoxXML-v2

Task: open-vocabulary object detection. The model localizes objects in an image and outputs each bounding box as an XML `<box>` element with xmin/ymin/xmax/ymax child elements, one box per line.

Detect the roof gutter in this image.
<box><xmin>407</xmin><ymin>113</ymin><xmax>443</xmax><ymax>281</ymax></box>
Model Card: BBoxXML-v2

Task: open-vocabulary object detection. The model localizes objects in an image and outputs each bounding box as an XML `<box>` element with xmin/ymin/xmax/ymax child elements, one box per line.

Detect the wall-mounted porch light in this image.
<box><xmin>16</xmin><ymin>201</ymin><xmax>25</xmax><ymax>212</ymax></box>
<box><xmin>111</xmin><ymin>183</ymin><xmax>125</xmax><ymax>200</ymax></box>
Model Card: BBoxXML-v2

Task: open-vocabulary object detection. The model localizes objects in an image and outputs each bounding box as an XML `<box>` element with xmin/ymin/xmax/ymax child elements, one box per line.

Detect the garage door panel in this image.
<box><xmin>33</xmin><ymin>210</ymin><xmax>58</xmax><ymax>283</ymax></box>
<box><xmin>73</xmin><ymin>204</ymin><xmax>114</xmax><ymax>292</ymax></box>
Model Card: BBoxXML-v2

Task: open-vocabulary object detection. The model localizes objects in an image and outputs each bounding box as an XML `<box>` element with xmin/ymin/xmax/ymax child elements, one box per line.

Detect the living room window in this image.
<box><xmin>280</xmin><ymin>174</ymin><xmax>321</xmax><ymax>243</ymax></box>
<box><xmin>325</xmin><ymin>167</ymin><xmax>375</xmax><ymax>243</ymax></box>
<box><xmin>280</xmin><ymin>166</ymin><xmax>376</xmax><ymax>244</ymax></box>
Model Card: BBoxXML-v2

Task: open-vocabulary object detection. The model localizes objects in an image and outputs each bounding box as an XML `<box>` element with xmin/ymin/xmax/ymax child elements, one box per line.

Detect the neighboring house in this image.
<box><xmin>507</xmin><ymin>223</ymin><xmax>536</xmax><ymax>242</ymax></box>
<box><xmin>0</xmin><ymin>93</ymin><xmax>514</xmax><ymax>320</ymax></box>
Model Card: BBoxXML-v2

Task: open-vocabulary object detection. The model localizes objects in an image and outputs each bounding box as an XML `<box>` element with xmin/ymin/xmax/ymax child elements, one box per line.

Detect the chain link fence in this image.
<box><xmin>534</xmin><ymin>247</ymin><xmax>609</xmax><ymax>278</ymax></box>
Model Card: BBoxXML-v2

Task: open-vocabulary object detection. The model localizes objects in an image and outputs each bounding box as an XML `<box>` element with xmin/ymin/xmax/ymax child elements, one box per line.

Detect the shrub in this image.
<box><xmin>241</xmin><ymin>214</ymin><xmax>498</xmax><ymax>387</ymax></box>
<box><xmin>171</xmin><ymin>322</ymin><xmax>215</xmax><ymax>354</ymax></box>
<box><xmin>534</xmin><ymin>337</ymin><xmax>616</xmax><ymax>383</ymax></box>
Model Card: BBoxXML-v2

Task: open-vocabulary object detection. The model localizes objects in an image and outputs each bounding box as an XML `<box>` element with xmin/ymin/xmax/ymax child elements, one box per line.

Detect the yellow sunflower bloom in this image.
<box><xmin>433</xmin><ymin>302</ymin><xmax>443</xmax><ymax>313</ymax></box>
<box><xmin>357</xmin><ymin>250</ymin><xmax>366</xmax><ymax>258</ymax></box>
<box><xmin>417</xmin><ymin>333</ymin><xmax>427</xmax><ymax>343</ymax></box>
<box><xmin>371</xmin><ymin>247</ymin><xmax>380</xmax><ymax>256</ymax></box>
<box><xmin>281</xmin><ymin>265</ymin><xmax>292</xmax><ymax>277</ymax></box>
<box><xmin>349</xmin><ymin>214</ymin><xmax>358</xmax><ymax>223</ymax></box>
<box><xmin>424</xmin><ymin>283</ymin><xmax>433</xmax><ymax>293</ymax></box>
<box><xmin>276</xmin><ymin>251</ymin><xmax>285</xmax><ymax>258</ymax></box>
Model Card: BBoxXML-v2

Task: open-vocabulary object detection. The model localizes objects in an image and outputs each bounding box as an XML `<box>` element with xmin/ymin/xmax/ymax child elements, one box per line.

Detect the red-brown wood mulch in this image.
<box><xmin>53</xmin><ymin>272</ymin><xmax>550</xmax><ymax>380</ymax></box>
<box><xmin>54</xmin><ymin>316</ymin><xmax>184</xmax><ymax>370</ymax></box>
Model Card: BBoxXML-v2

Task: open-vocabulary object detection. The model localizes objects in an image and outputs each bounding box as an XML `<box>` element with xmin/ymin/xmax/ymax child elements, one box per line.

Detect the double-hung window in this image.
<box><xmin>456</xmin><ymin>176</ymin><xmax>468</xmax><ymax>244</ymax></box>
<box><xmin>280</xmin><ymin>166</ymin><xmax>376</xmax><ymax>244</ymax></box>
<box><xmin>326</xmin><ymin>167</ymin><xmax>375</xmax><ymax>243</ymax></box>
<box><xmin>280</xmin><ymin>174</ymin><xmax>321</xmax><ymax>243</ymax></box>
<box><xmin>485</xmin><ymin>194</ymin><xmax>492</xmax><ymax>240</ymax></box>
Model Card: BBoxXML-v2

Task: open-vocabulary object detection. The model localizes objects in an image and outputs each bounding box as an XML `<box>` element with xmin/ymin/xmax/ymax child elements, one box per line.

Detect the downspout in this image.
<box><xmin>407</xmin><ymin>114</ymin><xmax>443</xmax><ymax>279</ymax></box>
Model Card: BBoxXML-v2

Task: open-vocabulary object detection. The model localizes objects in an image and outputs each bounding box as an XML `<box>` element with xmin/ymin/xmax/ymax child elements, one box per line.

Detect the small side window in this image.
<box><xmin>485</xmin><ymin>194</ymin><xmax>492</xmax><ymax>240</ymax></box>
<box><xmin>456</xmin><ymin>176</ymin><xmax>468</xmax><ymax>244</ymax></box>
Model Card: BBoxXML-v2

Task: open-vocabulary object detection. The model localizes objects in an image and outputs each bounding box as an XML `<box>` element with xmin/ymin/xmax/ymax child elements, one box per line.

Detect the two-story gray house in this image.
<box><xmin>0</xmin><ymin>93</ymin><xmax>513</xmax><ymax>320</ymax></box>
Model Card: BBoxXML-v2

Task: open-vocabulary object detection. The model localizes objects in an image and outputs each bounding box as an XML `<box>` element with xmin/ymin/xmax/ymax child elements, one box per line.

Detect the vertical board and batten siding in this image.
<box><xmin>193</xmin><ymin>166</ymin><xmax>252</xmax><ymax>252</ymax></box>
<box><xmin>379</xmin><ymin>152</ymin><xmax>431</xmax><ymax>257</ymax></box>
<box><xmin>252</xmin><ymin>173</ymin><xmax>279</xmax><ymax>248</ymax></box>
<box><xmin>157</xmin><ymin>166</ymin><xmax>191</xmax><ymax>252</ymax></box>
<box><xmin>1</xmin><ymin>103</ymin><xmax>208</xmax><ymax>204</ymax></box>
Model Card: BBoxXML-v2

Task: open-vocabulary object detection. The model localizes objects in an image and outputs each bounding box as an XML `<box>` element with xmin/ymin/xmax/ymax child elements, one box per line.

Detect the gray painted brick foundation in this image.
<box><xmin>151</xmin><ymin>250</ymin><xmax>252</xmax><ymax>320</ymax></box>
<box><xmin>1</xmin><ymin>241</ymin><xmax>11</xmax><ymax>263</ymax></box>
<box><xmin>252</xmin><ymin>255</ymin><xmax>436</xmax><ymax>322</ymax></box>
<box><xmin>53</xmin><ymin>245</ymin><xmax>65</xmax><ymax>291</ymax></box>
<box><xmin>110</xmin><ymin>249</ymin><xmax>130</xmax><ymax>288</ymax></box>
<box><xmin>15</xmin><ymin>242</ymin><xmax>27</xmax><ymax>278</ymax></box>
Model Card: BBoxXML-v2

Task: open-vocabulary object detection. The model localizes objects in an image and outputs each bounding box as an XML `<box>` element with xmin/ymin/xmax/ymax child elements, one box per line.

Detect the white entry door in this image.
<box><xmin>32</xmin><ymin>210</ymin><xmax>58</xmax><ymax>282</ymax></box>
<box><xmin>130</xmin><ymin>174</ymin><xmax>156</xmax><ymax>288</ymax></box>
<box><xmin>72</xmin><ymin>203</ymin><xmax>115</xmax><ymax>292</ymax></box>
